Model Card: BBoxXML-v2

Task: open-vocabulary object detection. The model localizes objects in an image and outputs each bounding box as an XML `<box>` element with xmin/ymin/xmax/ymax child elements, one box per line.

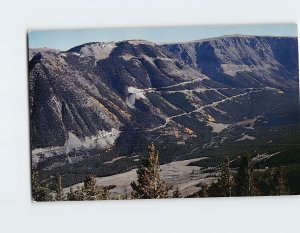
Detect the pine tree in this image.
<box><xmin>254</xmin><ymin>168</ymin><xmax>273</xmax><ymax>196</ymax></box>
<box><xmin>82</xmin><ymin>175</ymin><xmax>109</xmax><ymax>200</ymax></box>
<box><xmin>131</xmin><ymin>142</ymin><xmax>172</xmax><ymax>199</ymax></box>
<box><xmin>202</xmin><ymin>157</ymin><xmax>232</xmax><ymax>197</ymax></box>
<box><xmin>234</xmin><ymin>155</ymin><xmax>255</xmax><ymax>196</ymax></box>
<box><xmin>252</xmin><ymin>167</ymin><xmax>289</xmax><ymax>196</ymax></box>
<box><xmin>67</xmin><ymin>187</ymin><xmax>84</xmax><ymax>201</ymax></box>
<box><xmin>271</xmin><ymin>167</ymin><xmax>289</xmax><ymax>195</ymax></box>
<box><xmin>198</xmin><ymin>183</ymin><xmax>209</xmax><ymax>197</ymax></box>
<box><xmin>218</xmin><ymin>157</ymin><xmax>232</xmax><ymax>197</ymax></box>
<box><xmin>67</xmin><ymin>175</ymin><xmax>109</xmax><ymax>201</ymax></box>
<box><xmin>32</xmin><ymin>171</ymin><xmax>52</xmax><ymax>201</ymax></box>
<box><xmin>55</xmin><ymin>175</ymin><xmax>65</xmax><ymax>201</ymax></box>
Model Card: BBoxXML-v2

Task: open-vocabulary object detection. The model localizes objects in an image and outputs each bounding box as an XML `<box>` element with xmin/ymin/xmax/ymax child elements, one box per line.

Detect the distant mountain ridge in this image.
<box><xmin>162</xmin><ymin>35</ymin><xmax>298</xmax><ymax>89</ymax></box>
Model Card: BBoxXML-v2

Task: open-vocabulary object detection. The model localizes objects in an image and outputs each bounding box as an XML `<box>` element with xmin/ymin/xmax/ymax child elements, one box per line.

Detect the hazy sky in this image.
<box><xmin>28</xmin><ymin>24</ymin><xmax>297</xmax><ymax>51</ymax></box>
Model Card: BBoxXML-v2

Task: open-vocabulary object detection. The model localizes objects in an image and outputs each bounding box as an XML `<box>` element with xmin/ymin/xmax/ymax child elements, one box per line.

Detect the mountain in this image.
<box><xmin>29</xmin><ymin>40</ymin><xmax>215</xmax><ymax>157</ymax></box>
<box><xmin>28</xmin><ymin>36</ymin><xmax>299</xmax><ymax>185</ymax></box>
<box><xmin>162</xmin><ymin>35</ymin><xmax>298</xmax><ymax>89</ymax></box>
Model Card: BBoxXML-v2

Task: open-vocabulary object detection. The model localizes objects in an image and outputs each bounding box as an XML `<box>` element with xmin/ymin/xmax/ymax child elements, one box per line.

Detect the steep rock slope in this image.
<box><xmin>162</xmin><ymin>36</ymin><xmax>298</xmax><ymax>89</ymax></box>
<box><xmin>29</xmin><ymin>36</ymin><xmax>299</xmax><ymax>171</ymax></box>
<box><xmin>29</xmin><ymin>40</ymin><xmax>214</xmax><ymax>152</ymax></box>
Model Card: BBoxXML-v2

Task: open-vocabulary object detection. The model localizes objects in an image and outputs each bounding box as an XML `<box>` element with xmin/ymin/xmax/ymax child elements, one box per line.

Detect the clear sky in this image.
<box><xmin>28</xmin><ymin>24</ymin><xmax>297</xmax><ymax>51</ymax></box>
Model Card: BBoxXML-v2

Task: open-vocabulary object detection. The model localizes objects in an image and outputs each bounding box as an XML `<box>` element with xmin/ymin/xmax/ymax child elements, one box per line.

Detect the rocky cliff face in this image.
<box><xmin>28</xmin><ymin>36</ymin><xmax>299</xmax><ymax>168</ymax></box>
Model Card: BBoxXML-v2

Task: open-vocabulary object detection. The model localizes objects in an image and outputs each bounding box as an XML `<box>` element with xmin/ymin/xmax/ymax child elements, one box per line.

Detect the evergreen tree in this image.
<box><xmin>131</xmin><ymin>143</ymin><xmax>172</xmax><ymax>199</ymax></box>
<box><xmin>67</xmin><ymin>175</ymin><xmax>109</xmax><ymax>201</ymax></box>
<box><xmin>67</xmin><ymin>187</ymin><xmax>84</xmax><ymax>201</ymax></box>
<box><xmin>82</xmin><ymin>175</ymin><xmax>109</xmax><ymax>200</ymax></box>
<box><xmin>55</xmin><ymin>175</ymin><xmax>65</xmax><ymax>201</ymax></box>
<box><xmin>271</xmin><ymin>167</ymin><xmax>289</xmax><ymax>195</ymax></box>
<box><xmin>207</xmin><ymin>181</ymin><xmax>223</xmax><ymax>197</ymax></box>
<box><xmin>198</xmin><ymin>183</ymin><xmax>209</xmax><ymax>197</ymax></box>
<box><xmin>234</xmin><ymin>155</ymin><xmax>255</xmax><ymax>196</ymax></box>
<box><xmin>32</xmin><ymin>171</ymin><xmax>52</xmax><ymax>201</ymax></box>
<box><xmin>252</xmin><ymin>167</ymin><xmax>289</xmax><ymax>196</ymax></box>
<box><xmin>254</xmin><ymin>168</ymin><xmax>273</xmax><ymax>196</ymax></box>
<box><xmin>218</xmin><ymin>157</ymin><xmax>232</xmax><ymax>197</ymax></box>
<box><xmin>202</xmin><ymin>157</ymin><xmax>232</xmax><ymax>197</ymax></box>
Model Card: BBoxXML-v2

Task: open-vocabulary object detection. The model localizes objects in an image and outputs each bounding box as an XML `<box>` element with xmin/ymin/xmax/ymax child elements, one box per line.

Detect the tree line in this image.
<box><xmin>32</xmin><ymin>143</ymin><xmax>289</xmax><ymax>201</ymax></box>
<box><xmin>196</xmin><ymin>156</ymin><xmax>289</xmax><ymax>198</ymax></box>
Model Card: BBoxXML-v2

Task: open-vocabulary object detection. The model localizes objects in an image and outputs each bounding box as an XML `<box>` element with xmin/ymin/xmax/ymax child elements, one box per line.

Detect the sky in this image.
<box><xmin>28</xmin><ymin>24</ymin><xmax>298</xmax><ymax>51</ymax></box>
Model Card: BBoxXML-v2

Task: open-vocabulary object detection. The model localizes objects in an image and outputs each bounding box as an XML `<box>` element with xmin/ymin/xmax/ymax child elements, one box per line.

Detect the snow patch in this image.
<box><xmin>79</xmin><ymin>42</ymin><xmax>116</xmax><ymax>60</ymax></box>
<box><xmin>207</xmin><ymin>122</ymin><xmax>230</xmax><ymax>133</ymax></box>
<box><xmin>127</xmin><ymin>40</ymin><xmax>155</xmax><ymax>46</ymax></box>
<box><xmin>121</xmin><ymin>54</ymin><xmax>134</xmax><ymax>61</ymax></box>
<box><xmin>126</xmin><ymin>86</ymin><xmax>147</xmax><ymax>108</ymax></box>
<box><xmin>104</xmin><ymin>156</ymin><xmax>126</xmax><ymax>164</ymax></box>
<box><xmin>64</xmin><ymin>132</ymin><xmax>83</xmax><ymax>154</ymax></box>
<box><xmin>32</xmin><ymin>146</ymin><xmax>65</xmax><ymax>166</ymax></box>
<box><xmin>72</xmin><ymin>52</ymin><xmax>83</xmax><ymax>57</ymax></box>
<box><xmin>71</xmin><ymin>128</ymin><xmax>119</xmax><ymax>155</ymax></box>
<box><xmin>32</xmin><ymin>129</ymin><xmax>121</xmax><ymax>166</ymax></box>
<box><xmin>252</xmin><ymin>151</ymin><xmax>282</xmax><ymax>163</ymax></box>
<box><xmin>235</xmin><ymin>134</ymin><xmax>256</xmax><ymax>142</ymax></box>
<box><xmin>221</xmin><ymin>64</ymin><xmax>252</xmax><ymax>76</ymax></box>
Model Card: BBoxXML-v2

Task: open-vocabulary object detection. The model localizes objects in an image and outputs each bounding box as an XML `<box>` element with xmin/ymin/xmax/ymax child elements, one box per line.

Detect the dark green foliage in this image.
<box><xmin>172</xmin><ymin>114</ymin><xmax>212</xmax><ymax>140</ymax></box>
<box><xmin>67</xmin><ymin>187</ymin><xmax>84</xmax><ymax>201</ymax></box>
<box><xmin>271</xmin><ymin>167</ymin><xmax>289</xmax><ymax>195</ymax></box>
<box><xmin>254</xmin><ymin>169</ymin><xmax>274</xmax><ymax>196</ymax></box>
<box><xmin>37</xmin><ymin>147</ymin><xmax>142</xmax><ymax>188</ymax></box>
<box><xmin>282</xmin><ymin>164</ymin><xmax>300</xmax><ymax>195</ymax></box>
<box><xmin>32</xmin><ymin>172</ymin><xmax>52</xmax><ymax>201</ymax></box>
<box><xmin>200</xmin><ymin>156</ymin><xmax>291</xmax><ymax>197</ymax></box>
<box><xmin>67</xmin><ymin>175</ymin><xmax>110</xmax><ymax>201</ymax></box>
<box><xmin>254</xmin><ymin>145</ymin><xmax>300</xmax><ymax>169</ymax></box>
<box><xmin>234</xmin><ymin>155</ymin><xmax>255</xmax><ymax>196</ymax></box>
<box><xmin>198</xmin><ymin>183</ymin><xmax>208</xmax><ymax>197</ymax></box>
<box><xmin>55</xmin><ymin>175</ymin><xmax>65</xmax><ymax>201</ymax></box>
<box><xmin>254</xmin><ymin>167</ymin><xmax>289</xmax><ymax>196</ymax></box>
<box><xmin>206</xmin><ymin>181</ymin><xmax>222</xmax><ymax>197</ymax></box>
<box><xmin>202</xmin><ymin>157</ymin><xmax>233</xmax><ymax>197</ymax></box>
<box><xmin>193</xmin><ymin>90</ymin><xmax>224</xmax><ymax>104</ymax></box>
<box><xmin>131</xmin><ymin>143</ymin><xmax>172</xmax><ymax>199</ymax></box>
<box><xmin>161</xmin><ymin>92</ymin><xmax>195</xmax><ymax>112</ymax></box>
<box><xmin>146</xmin><ymin>92</ymin><xmax>183</xmax><ymax>116</ymax></box>
<box><xmin>218</xmin><ymin>157</ymin><xmax>232</xmax><ymax>197</ymax></box>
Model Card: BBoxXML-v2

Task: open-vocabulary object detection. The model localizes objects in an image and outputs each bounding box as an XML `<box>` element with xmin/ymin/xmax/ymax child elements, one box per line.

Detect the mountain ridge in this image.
<box><xmin>159</xmin><ymin>34</ymin><xmax>298</xmax><ymax>45</ymax></box>
<box><xmin>162</xmin><ymin>35</ymin><xmax>298</xmax><ymax>90</ymax></box>
<box><xmin>28</xmin><ymin>35</ymin><xmax>299</xmax><ymax>173</ymax></box>
<box><xmin>29</xmin><ymin>34</ymin><xmax>298</xmax><ymax>51</ymax></box>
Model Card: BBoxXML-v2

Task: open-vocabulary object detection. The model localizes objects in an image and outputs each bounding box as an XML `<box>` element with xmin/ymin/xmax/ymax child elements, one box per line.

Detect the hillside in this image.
<box><xmin>28</xmin><ymin>35</ymin><xmax>299</xmax><ymax>189</ymax></box>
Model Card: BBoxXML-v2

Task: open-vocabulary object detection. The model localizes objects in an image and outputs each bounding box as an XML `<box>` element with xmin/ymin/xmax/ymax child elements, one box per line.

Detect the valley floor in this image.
<box><xmin>64</xmin><ymin>157</ymin><xmax>217</xmax><ymax>197</ymax></box>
